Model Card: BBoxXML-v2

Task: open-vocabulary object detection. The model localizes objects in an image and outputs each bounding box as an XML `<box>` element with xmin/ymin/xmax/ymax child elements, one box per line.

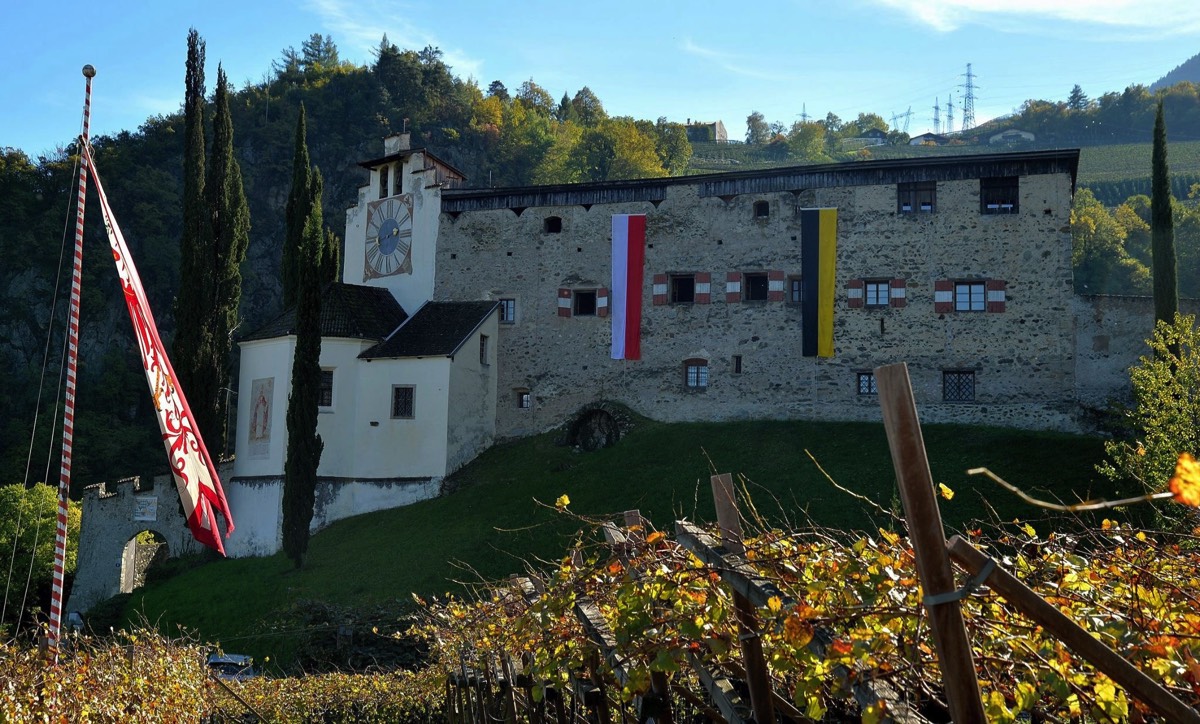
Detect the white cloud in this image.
<box><xmin>304</xmin><ymin>0</ymin><xmax>482</xmax><ymax>78</ymax></box>
<box><xmin>680</xmin><ymin>39</ymin><xmax>785</xmax><ymax>81</ymax></box>
<box><xmin>870</xmin><ymin>0</ymin><xmax>1200</xmax><ymax>34</ymax></box>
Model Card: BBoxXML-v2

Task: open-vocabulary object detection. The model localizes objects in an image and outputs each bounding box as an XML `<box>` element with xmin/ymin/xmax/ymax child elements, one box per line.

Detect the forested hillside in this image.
<box><xmin>1</xmin><ymin>32</ymin><xmax>1197</xmax><ymax>490</ymax></box>
<box><xmin>1153</xmin><ymin>51</ymin><xmax>1200</xmax><ymax>91</ymax></box>
<box><xmin>0</xmin><ymin>34</ymin><xmax>691</xmax><ymax>491</ymax></box>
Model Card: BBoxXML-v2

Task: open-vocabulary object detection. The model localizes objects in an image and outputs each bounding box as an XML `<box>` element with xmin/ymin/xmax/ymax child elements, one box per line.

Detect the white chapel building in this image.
<box><xmin>226</xmin><ymin>133</ymin><xmax>498</xmax><ymax>557</ymax></box>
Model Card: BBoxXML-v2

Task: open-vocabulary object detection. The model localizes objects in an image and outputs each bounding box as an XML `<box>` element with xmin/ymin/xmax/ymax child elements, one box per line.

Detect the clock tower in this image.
<box><xmin>344</xmin><ymin>133</ymin><xmax>465</xmax><ymax>313</ymax></box>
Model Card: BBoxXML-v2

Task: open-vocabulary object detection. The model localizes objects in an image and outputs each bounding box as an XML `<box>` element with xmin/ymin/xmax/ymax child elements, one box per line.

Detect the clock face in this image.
<box><xmin>364</xmin><ymin>194</ymin><xmax>413</xmax><ymax>280</ymax></box>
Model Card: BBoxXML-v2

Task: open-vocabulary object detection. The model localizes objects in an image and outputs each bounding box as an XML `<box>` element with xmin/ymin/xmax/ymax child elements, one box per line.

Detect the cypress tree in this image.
<box><xmin>282</xmin><ymin>104</ymin><xmax>312</xmax><ymax>308</ymax></box>
<box><xmin>282</xmin><ymin>204</ymin><xmax>324</xmax><ymax>568</ymax></box>
<box><xmin>204</xmin><ymin>65</ymin><xmax>252</xmax><ymax>450</ymax></box>
<box><xmin>283</xmin><ymin>105</ymin><xmax>341</xmax><ymax>309</ymax></box>
<box><xmin>173</xmin><ymin>29</ymin><xmax>213</xmax><ymax>439</ymax></box>
<box><xmin>1152</xmin><ymin>99</ymin><xmax>1178</xmax><ymax>327</ymax></box>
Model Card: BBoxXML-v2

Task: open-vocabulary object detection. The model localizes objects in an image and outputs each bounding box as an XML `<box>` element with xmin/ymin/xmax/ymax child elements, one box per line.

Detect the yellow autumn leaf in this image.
<box><xmin>783</xmin><ymin>612</ymin><xmax>814</xmax><ymax>648</ymax></box>
<box><xmin>767</xmin><ymin>596</ymin><xmax>783</xmax><ymax>613</ymax></box>
<box><xmin>645</xmin><ymin>530</ymin><xmax>665</xmax><ymax>544</ymax></box>
<box><xmin>1169</xmin><ymin>452</ymin><xmax>1200</xmax><ymax>507</ymax></box>
<box><xmin>862</xmin><ymin>699</ymin><xmax>888</xmax><ymax>724</ymax></box>
<box><xmin>555</xmin><ymin>494</ymin><xmax>570</xmax><ymax>509</ymax></box>
<box><xmin>938</xmin><ymin>483</ymin><xmax>955</xmax><ymax>500</ymax></box>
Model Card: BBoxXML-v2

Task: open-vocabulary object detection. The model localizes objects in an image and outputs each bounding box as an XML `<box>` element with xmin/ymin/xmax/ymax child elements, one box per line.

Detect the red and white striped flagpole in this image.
<box><xmin>47</xmin><ymin>64</ymin><xmax>95</xmax><ymax>660</ymax></box>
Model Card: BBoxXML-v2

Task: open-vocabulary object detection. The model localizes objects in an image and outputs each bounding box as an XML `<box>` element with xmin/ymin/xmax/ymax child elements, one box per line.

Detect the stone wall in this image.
<box><xmin>435</xmin><ymin>169</ymin><xmax>1080</xmax><ymax>435</ymax></box>
<box><xmin>1073</xmin><ymin>295</ymin><xmax>1200</xmax><ymax>411</ymax></box>
<box><xmin>66</xmin><ymin>471</ymin><xmax>212</xmax><ymax>615</ymax></box>
<box><xmin>221</xmin><ymin>475</ymin><xmax>440</xmax><ymax>558</ymax></box>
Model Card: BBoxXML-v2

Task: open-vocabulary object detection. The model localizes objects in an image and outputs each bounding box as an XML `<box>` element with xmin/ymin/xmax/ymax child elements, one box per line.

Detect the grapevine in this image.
<box><xmin>410</xmin><ymin>507</ymin><xmax>1200</xmax><ymax>722</ymax></box>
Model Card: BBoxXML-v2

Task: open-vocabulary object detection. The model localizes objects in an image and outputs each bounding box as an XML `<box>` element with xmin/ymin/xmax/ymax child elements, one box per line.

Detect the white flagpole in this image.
<box><xmin>47</xmin><ymin>64</ymin><xmax>96</xmax><ymax>659</ymax></box>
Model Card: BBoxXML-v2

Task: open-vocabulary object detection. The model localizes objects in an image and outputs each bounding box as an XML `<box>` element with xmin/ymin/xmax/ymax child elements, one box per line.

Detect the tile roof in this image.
<box><xmin>241</xmin><ymin>283</ymin><xmax>408</xmax><ymax>342</ymax></box>
<box><xmin>360</xmin><ymin>301</ymin><xmax>499</xmax><ymax>359</ymax></box>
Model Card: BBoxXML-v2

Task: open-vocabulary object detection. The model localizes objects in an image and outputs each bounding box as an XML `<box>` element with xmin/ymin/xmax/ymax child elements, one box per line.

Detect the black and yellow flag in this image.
<box><xmin>800</xmin><ymin>208</ymin><xmax>838</xmax><ymax>357</ymax></box>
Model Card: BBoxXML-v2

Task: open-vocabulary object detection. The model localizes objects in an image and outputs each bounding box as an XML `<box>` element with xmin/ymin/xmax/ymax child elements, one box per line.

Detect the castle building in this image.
<box><xmin>213</xmin><ymin>135</ymin><xmax>1088</xmax><ymax>557</ymax></box>
<box><xmin>74</xmin><ymin>130</ymin><xmax>1186</xmax><ymax>612</ymax></box>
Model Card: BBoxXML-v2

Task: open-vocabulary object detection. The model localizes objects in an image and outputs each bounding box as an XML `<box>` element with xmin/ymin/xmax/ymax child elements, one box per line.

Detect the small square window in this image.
<box><xmin>743</xmin><ymin>272</ymin><xmax>769</xmax><ymax>301</ymax></box>
<box><xmin>318</xmin><ymin>369</ymin><xmax>334</xmax><ymax>408</ymax></box>
<box><xmin>981</xmin><ymin>177</ymin><xmax>1019</xmax><ymax>214</ymax></box>
<box><xmin>479</xmin><ymin>335</ymin><xmax>489</xmax><ymax>365</ymax></box>
<box><xmin>499</xmin><ymin>298</ymin><xmax>516</xmax><ymax>324</ymax></box>
<box><xmin>670</xmin><ymin>275</ymin><xmax>695</xmax><ymax>304</ymax></box>
<box><xmin>857</xmin><ymin>372</ymin><xmax>877</xmax><ymax>395</ymax></box>
<box><xmin>943</xmin><ymin>371</ymin><xmax>975</xmax><ymax>402</ymax></box>
<box><xmin>787</xmin><ymin>276</ymin><xmax>803</xmax><ymax>304</ymax></box>
<box><xmin>391</xmin><ymin>385</ymin><xmax>415</xmax><ymax>418</ymax></box>
<box><xmin>516</xmin><ymin>390</ymin><xmax>532</xmax><ymax>409</ymax></box>
<box><xmin>574</xmin><ymin>290</ymin><xmax>597</xmax><ymax>316</ymax></box>
<box><xmin>864</xmin><ymin>281</ymin><xmax>890</xmax><ymax>308</ymax></box>
<box><xmin>955</xmin><ymin>282</ymin><xmax>986</xmax><ymax>312</ymax></box>
<box><xmin>898</xmin><ymin>181</ymin><xmax>935</xmax><ymax>213</ymax></box>
<box><xmin>684</xmin><ymin>360</ymin><xmax>709</xmax><ymax>390</ymax></box>
<box><xmin>753</xmin><ymin>201</ymin><xmax>769</xmax><ymax>218</ymax></box>
<box><xmin>544</xmin><ymin>216</ymin><xmax>563</xmax><ymax>233</ymax></box>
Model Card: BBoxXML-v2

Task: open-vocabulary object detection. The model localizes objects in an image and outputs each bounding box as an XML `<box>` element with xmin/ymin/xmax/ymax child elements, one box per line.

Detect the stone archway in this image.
<box><xmin>120</xmin><ymin>530</ymin><xmax>169</xmax><ymax>594</ymax></box>
<box><xmin>66</xmin><ymin>474</ymin><xmax>207</xmax><ymax>615</ymax></box>
<box><xmin>563</xmin><ymin>402</ymin><xmax>638</xmax><ymax>452</ymax></box>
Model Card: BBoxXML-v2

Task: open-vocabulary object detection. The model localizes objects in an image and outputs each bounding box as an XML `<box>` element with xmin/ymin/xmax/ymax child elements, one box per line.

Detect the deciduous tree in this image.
<box><xmin>745</xmin><ymin>111</ymin><xmax>769</xmax><ymax>145</ymax></box>
<box><xmin>0</xmin><ymin>484</ymin><xmax>79</xmax><ymax>630</ymax></box>
<box><xmin>1100</xmin><ymin>314</ymin><xmax>1200</xmax><ymax>500</ymax></box>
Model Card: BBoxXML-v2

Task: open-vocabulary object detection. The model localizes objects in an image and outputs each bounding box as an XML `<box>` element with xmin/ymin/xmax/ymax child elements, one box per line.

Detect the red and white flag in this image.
<box><xmin>611</xmin><ymin>214</ymin><xmax>646</xmax><ymax>360</ymax></box>
<box><xmin>84</xmin><ymin>145</ymin><xmax>235</xmax><ymax>555</ymax></box>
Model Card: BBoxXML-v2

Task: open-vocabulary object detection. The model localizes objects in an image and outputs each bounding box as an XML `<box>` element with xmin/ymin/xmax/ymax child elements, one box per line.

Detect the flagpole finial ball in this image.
<box><xmin>82</xmin><ymin>65</ymin><xmax>96</xmax><ymax>78</ymax></box>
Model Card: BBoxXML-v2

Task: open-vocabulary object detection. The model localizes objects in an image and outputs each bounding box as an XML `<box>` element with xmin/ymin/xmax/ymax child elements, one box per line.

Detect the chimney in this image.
<box><xmin>383</xmin><ymin>132</ymin><xmax>411</xmax><ymax>155</ymax></box>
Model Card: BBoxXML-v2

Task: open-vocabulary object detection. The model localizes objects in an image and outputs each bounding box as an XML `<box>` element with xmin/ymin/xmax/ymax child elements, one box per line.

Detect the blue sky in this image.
<box><xmin>3</xmin><ymin>0</ymin><xmax>1199</xmax><ymax>157</ymax></box>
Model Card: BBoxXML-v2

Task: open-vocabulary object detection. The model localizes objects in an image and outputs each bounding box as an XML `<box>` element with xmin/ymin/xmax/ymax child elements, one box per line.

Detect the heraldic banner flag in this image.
<box><xmin>84</xmin><ymin>145</ymin><xmax>235</xmax><ymax>555</ymax></box>
<box><xmin>611</xmin><ymin>214</ymin><xmax>647</xmax><ymax>360</ymax></box>
<box><xmin>800</xmin><ymin>208</ymin><xmax>838</xmax><ymax>358</ymax></box>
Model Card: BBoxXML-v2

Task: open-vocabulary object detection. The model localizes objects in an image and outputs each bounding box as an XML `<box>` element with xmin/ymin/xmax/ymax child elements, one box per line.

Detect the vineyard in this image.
<box><xmin>6</xmin><ymin>501</ymin><xmax>1198</xmax><ymax>722</ymax></box>
<box><xmin>401</xmin><ymin>368</ymin><xmax>1200</xmax><ymax>723</ymax></box>
<box><xmin>6</xmin><ymin>370</ymin><xmax>1200</xmax><ymax>721</ymax></box>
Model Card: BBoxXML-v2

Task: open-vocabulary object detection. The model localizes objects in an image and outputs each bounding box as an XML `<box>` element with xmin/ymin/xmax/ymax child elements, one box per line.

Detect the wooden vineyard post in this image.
<box><xmin>710</xmin><ymin>473</ymin><xmax>775</xmax><ymax>724</ymax></box>
<box><xmin>875</xmin><ymin>363</ymin><xmax>986</xmax><ymax>723</ymax></box>
<box><xmin>947</xmin><ymin>536</ymin><xmax>1200</xmax><ymax>724</ymax></box>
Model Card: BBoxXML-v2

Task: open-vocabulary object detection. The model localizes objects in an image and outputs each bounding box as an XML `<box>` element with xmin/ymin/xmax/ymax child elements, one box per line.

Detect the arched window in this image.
<box><xmin>378</xmin><ymin>164</ymin><xmax>390</xmax><ymax>199</ymax></box>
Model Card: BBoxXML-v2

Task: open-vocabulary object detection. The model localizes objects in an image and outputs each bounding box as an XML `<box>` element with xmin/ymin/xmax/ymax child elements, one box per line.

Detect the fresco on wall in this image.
<box><xmin>248</xmin><ymin>377</ymin><xmax>274</xmax><ymax>459</ymax></box>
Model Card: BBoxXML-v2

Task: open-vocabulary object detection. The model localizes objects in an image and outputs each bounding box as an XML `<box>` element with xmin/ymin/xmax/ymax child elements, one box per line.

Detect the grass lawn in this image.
<box><xmin>119</xmin><ymin>417</ymin><xmax>1125</xmax><ymax>663</ymax></box>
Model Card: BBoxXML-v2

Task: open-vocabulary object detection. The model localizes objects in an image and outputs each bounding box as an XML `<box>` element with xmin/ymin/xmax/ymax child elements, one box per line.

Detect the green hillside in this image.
<box><xmin>115</xmin><ymin>416</ymin><xmax>1126</xmax><ymax>668</ymax></box>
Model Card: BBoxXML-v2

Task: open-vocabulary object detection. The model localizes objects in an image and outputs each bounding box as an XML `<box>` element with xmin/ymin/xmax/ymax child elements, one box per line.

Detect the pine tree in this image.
<box><xmin>282</xmin><ymin>203</ymin><xmax>324</xmax><ymax>568</ymax></box>
<box><xmin>205</xmin><ymin>65</ymin><xmax>252</xmax><ymax>451</ymax></box>
<box><xmin>1152</xmin><ymin>100</ymin><xmax>1178</xmax><ymax>328</ymax></box>
<box><xmin>282</xmin><ymin>104</ymin><xmax>312</xmax><ymax>308</ymax></box>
